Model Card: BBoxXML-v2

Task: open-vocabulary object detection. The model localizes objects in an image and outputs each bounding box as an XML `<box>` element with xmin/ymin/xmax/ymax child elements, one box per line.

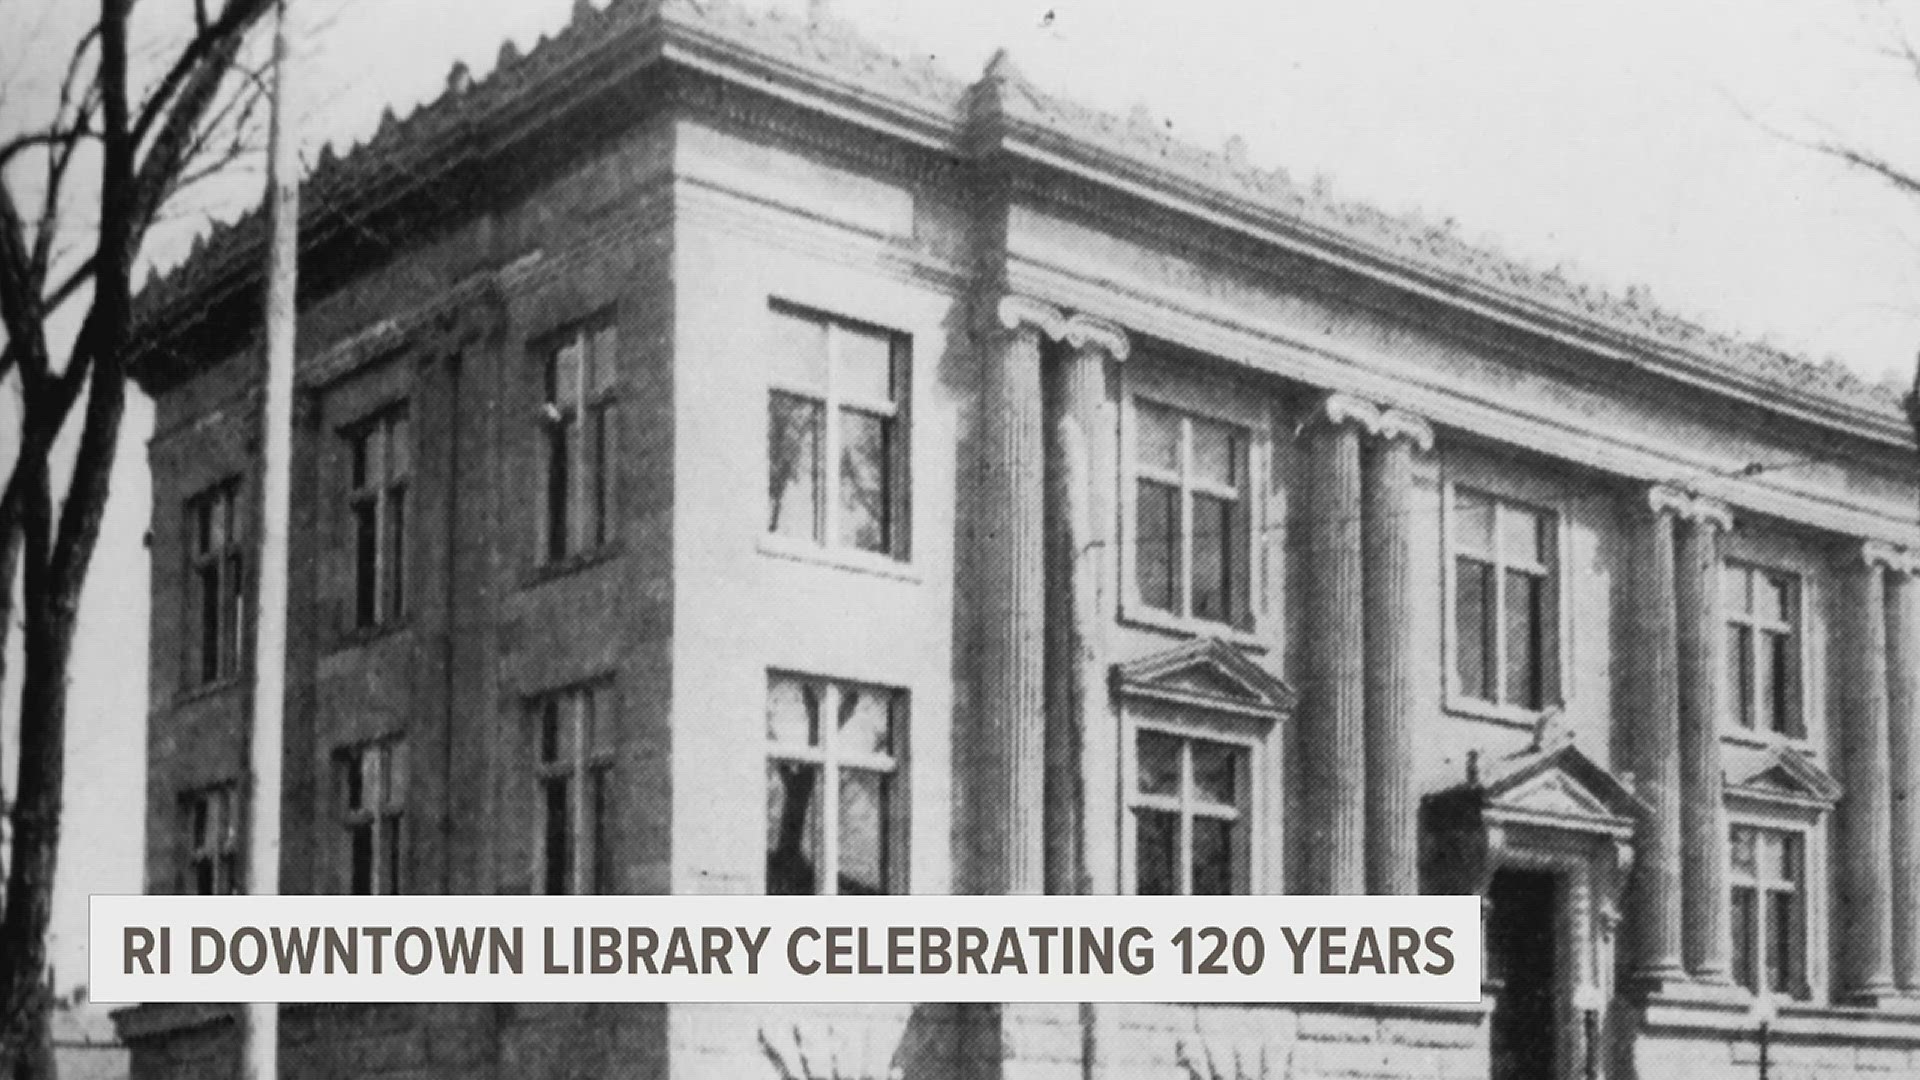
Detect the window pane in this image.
<box><xmin>837</xmin><ymin>326</ymin><xmax>895</xmax><ymax>402</ymax></box>
<box><xmin>225</xmin><ymin>554</ymin><xmax>245</xmax><ymax>677</ymax></box>
<box><xmin>1730</xmin><ymin>826</ymin><xmax>1757</xmax><ymax>878</ymax></box>
<box><xmin>1191</xmin><ymin>418</ymin><xmax>1239</xmax><ymax>488</ymax></box>
<box><xmin>1190</xmin><ymin>493</ymin><xmax>1239</xmax><ymax>625</ymax></box>
<box><xmin>350</xmin><ymin>434</ymin><xmax>370</xmax><ymax>491</ymax></box>
<box><xmin>768</xmin><ymin>393</ymin><xmax>823</xmax><ymax>541</ymax></box>
<box><xmin>343</xmin><ymin>756</ymin><xmax>365</xmax><ymax>813</ymax></box>
<box><xmin>1731</xmin><ymin>887</ymin><xmax>1757</xmax><ymax>992</ymax></box>
<box><xmin>349</xmin><ymin>822</ymin><xmax>373</xmax><ymax>896</ymax></box>
<box><xmin>551</xmin><ymin>338</ymin><xmax>583</xmax><ymax>405</ymax></box>
<box><xmin>199</xmin><ymin>563</ymin><xmax>222</xmax><ymax>683</ymax></box>
<box><xmin>546</xmin><ymin>418</ymin><xmax>574</xmax><ymax>560</ymax></box>
<box><xmin>1136</xmin><ymin>731</ymin><xmax>1181</xmax><ymax>797</ymax></box>
<box><xmin>1190</xmin><ymin>740</ymin><xmax>1240</xmax><ymax>807</ymax></box>
<box><xmin>1455</xmin><ymin>559</ymin><xmax>1495</xmax><ymax>701</ymax></box>
<box><xmin>385</xmin><ymin>742</ymin><xmax>407</xmax><ymax>809</ymax></box>
<box><xmin>766</xmin><ymin>762</ymin><xmax>822</xmax><ymax>895</ymax></box>
<box><xmin>386</xmin><ymin>490</ymin><xmax>406</xmax><ymax>620</ymax></box>
<box><xmin>1761</xmin><ymin>575</ymin><xmax>1792</xmax><ymax>626</ymax></box>
<box><xmin>388</xmin><ymin>414</ymin><xmax>410</xmax><ymax>480</ymax></box>
<box><xmin>1769</xmin><ymin>892</ymin><xmax>1798</xmax><ymax>995</ymax></box>
<box><xmin>1136</xmin><ymin>403</ymin><xmax>1180</xmax><ymax>474</ymax></box>
<box><xmin>1191</xmin><ymin>817</ymin><xmax>1237</xmax><ymax>896</ymax></box>
<box><xmin>1729</xmin><ymin>626</ymin><xmax>1754</xmax><ymax>729</ymax></box>
<box><xmin>1722</xmin><ymin>564</ymin><xmax>1750</xmax><ymax>618</ymax></box>
<box><xmin>839</xmin><ymin>769</ymin><xmax>891</xmax><ymax>895</ymax></box>
<box><xmin>1500</xmin><ymin>505</ymin><xmax>1547</xmax><ymax>567</ymax></box>
<box><xmin>383</xmin><ymin>817</ymin><xmax>403</xmax><ymax>896</ymax></box>
<box><xmin>767</xmin><ymin>677</ymin><xmax>821</xmax><ymax>748</ymax></box>
<box><xmin>590</xmin><ymin>407</ymin><xmax>612</xmax><ymax>548</ymax></box>
<box><xmin>544</xmin><ymin>776</ymin><xmax>572</xmax><ymax>895</ymax></box>
<box><xmin>588</xmin><ymin>327</ymin><xmax>619</xmax><ymax>395</ymax></box>
<box><xmin>837</xmin><ymin>686</ymin><xmax>894</xmax><ymax>756</ymax></box>
<box><xmin>1754</xmin><ymin>627</ymin><xmax>1777</xmax><ymax>734</ymax></box>
<box><xmin>540</xmin><ymin>701</ymin><xmax>563</xmax><ymax>765</ymax></box>
<box><xmin>1134</xmin><ymin>809</ymin><xmax>1178</xmax><ymax>895</ymax></box>
<box><xmin>190</xmin><ymin>800</ymin><xmax>210</xmax><ymax>851</ymax></box>
<box><xmin>1768</xmin><ymin>632</ymin><xmax>1798</xmax><ymax>737</ymax></box>
<box><xmin>1136</xmin><ymin>479</ymin><xmax>1179</xmax><ymax>612</ymax></box>
<box><xmin>838</xmin><ymin>409</ymin><xmax>892</xmax><ymax>553</ymax></box>
<box><xmin>193</xmin><ymin>499</ymin><xmax>213</xmax><ymax>556</ymax></box>
<box><xmin>354</xmin><ymin>501</ymin><xmax>378</xmax><ymax>628</ymax></box>
<box><xmin>771</xmin><ymin>310</ymin><xmax>830</xmax><ymax>389</ymax></box>
<box><xmin>1453</xmin><ymin>489</ymin><xmax>1494</xmax><ymax>554</ymax></box>
<box><xmin>591</xmin><ymin>768</ymin><xmax>611</xmax><ymax>895</ymax></box>
<box><xmin>1503</xmin><ymin>569</ymin><xmax>1544</xmax><ymax>710</ymax></box>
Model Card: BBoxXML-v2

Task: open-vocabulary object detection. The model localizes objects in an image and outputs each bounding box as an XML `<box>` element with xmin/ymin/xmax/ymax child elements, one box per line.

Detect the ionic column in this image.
<box><xmin>1301</xmin><ymin>394</ymin><xmax>1373</xmax><ymax>895</ymax></box>
<box><xmin>978</xmin><ymin>294</ymin><xmax>1061</xmax><ymax>895</ymax></box>
<box><xmin>1840</xmin><ymin>543</ymin><xmax>1900</xmax><ymax>1001</ymax></box>
<box><xmin>1629</xmin><ymin>488</ymin><xmax>1688</xmax><ymax>987</ymax></box>
<box><xmin>1887</xmin><ymin>555</ymin><xmax>1920</xmax><ymax>994</ymax></box>
<box><xmin>1363</xmin><ymin>409</ymin><xmax>1431</xmax><ymax>896</ymax></box>
<box><xmin>1674</xmin><ymin>497</ymin><xmax>1734</xmax><ymax>985</ymax></box>
<box><xmin>1045</xmin><ymin>314</ymin><xmax>1128</xmax><ymax>896</ymax></box>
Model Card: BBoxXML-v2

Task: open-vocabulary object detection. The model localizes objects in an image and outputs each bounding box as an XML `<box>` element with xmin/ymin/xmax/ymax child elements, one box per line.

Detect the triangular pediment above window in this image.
<box><xmin>1725</xmin><ymin>744</ymin><xmax>1842</xmax><ymax>809</ymax></box>
<box><xmin>1112</xmin><ymin>638</ymin><xmax>1295</xmax><ymax>720</ymax></box>
<box><xmin>1429</xmin><ymin>741</ymin><xmax>1643</xmax><ymax>840</ymax></box>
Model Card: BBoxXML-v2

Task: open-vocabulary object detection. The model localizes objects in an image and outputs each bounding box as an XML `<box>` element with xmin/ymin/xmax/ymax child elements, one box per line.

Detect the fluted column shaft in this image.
<box><xmin>1888</xmin><ymin>568</ymin><xmax>1920</xmax><ymax>994</ymax></box>
<box><xmin>1302</xmin><ymin>401</ymin><xmax>1367</xmax><ymax>895</ymax></box>
<box><xmin>1840</xmin><ymin>550</ymin><xmax>1897</xmax><ymax>1000</ymax></box>
<box><xmin>1363</xmin><ymin>418</ymin><xmax>1426</xmax><ymax>896</ymax></box>
<box><xmin>980</xmin><ymin>297</ymin><xmax>1052</xmax><ymax>895</ymax></box>
<box><xmin>1629</xmin><ymin>496</ymin><xmax>1687</xmax><ymax>985</ymax></box>
<box><xmin>1675</xmin><ymin>512</ymin><xmax>1732</xmax><ymax>984</ymax></box>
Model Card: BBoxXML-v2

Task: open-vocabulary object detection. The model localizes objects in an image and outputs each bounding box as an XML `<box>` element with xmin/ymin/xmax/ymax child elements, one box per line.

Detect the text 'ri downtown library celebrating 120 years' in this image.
<box><xmin>110</xmin><ymin>1</ymin><xmax>1920</xmax><ymax>1078</ymax></box>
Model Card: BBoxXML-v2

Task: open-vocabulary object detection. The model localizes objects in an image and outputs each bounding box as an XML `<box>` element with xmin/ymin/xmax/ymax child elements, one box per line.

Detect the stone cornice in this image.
<box><xmin>1647</xmin><ymin>486</ymin><xmax>1734</xmax><ymax>532</ymax></box>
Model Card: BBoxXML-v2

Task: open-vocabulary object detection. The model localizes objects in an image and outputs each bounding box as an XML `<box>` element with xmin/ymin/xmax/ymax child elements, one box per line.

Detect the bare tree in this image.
<box><xmin>0</xmin><ymin>2</ymin><xmax>275</xmax><ymax>1075</ymax></box>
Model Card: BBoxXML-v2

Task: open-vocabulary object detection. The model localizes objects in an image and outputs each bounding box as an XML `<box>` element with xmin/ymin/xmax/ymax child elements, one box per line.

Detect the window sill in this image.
<box><xmin>758</xmin><ymin>536</ymin><xmax>918</xmax><ymax>582</ymax></box>
<box><xmin>1442</xmin><ymin>695</ymin><xmax>1558</xmax><ymax>730</ymax></box>
<box><xmin>327</xmin><ymin>621</ymin><xmax>414</xmax><ymax>656</ymax></box>
<box><xmin>1117</xmin><ymin>602</ymin><xmax>1266</xmax><ymax>651</ymax></box>
<box><xmin>524</xmin><ymin>544</ymin><xmax>623</xmax><ymax>589</ymax></box>
<box><xmin>1722</xmin><ymin>727</ymin><xmax>1816</xmax><ymax>754</ymax></box>
<box><xmin>171</xmin><ymin>676</ymin><xmax>247</xmax><ymax>708</ymax></box>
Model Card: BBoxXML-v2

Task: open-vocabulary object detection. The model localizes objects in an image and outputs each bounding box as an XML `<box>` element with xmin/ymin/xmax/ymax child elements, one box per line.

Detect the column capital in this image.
<box><xmin>1376</xmin><ymin>408</ymin><xmax>1434</xmax><ymax>452</ymax></box>
<box><xmin>995</xmin><ymin>294</ymin><xmax>1067</xmax><ymax>339</ymax></box>
<box><xmin>1862</xmin><ymin>540</ymin><xmax>1920</xmax><ymax>576</ymax></box>
<box><xmin>1060</xmin><ymin>313</ymin><xmax>1131</xmax><ymax>361</ymax></box>
<box><xmin>1304</xmin><ymin>392</ymin><xmax>1385</xmax><ymax>439</ymax></box>
<box><xmin>1647</xmin><ymin>486</ymin><xmax>1733</xmax><ymax>532</ymax></box>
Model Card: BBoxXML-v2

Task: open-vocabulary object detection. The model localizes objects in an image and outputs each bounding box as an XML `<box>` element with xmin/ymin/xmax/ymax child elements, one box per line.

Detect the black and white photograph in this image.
<box><xmin>7</xmin><ymin>0</ymin><xmax>1920</xmax><ymax>1076</ymax></box>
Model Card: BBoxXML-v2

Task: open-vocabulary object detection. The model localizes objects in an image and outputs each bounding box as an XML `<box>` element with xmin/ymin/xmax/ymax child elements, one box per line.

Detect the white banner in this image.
<box><xmin>90</xmin><ymin>894</ymin><xmax>1480</xmax><ymax>1004</ymax></box>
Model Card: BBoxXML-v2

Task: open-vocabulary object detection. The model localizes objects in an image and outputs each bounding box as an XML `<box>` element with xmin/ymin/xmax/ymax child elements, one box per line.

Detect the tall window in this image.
<box><xmin>1129</xmin><ymin>725</ymin><xmax>1250</xmax><ymax>895</ymax></box>
<box><xmin>1449</xmin><ymin>487</ymin><xmax>1558</xmax><ymax>712</ymax></box>
<box><xmin>347</xmin><ymin>409</ymin><xmax>409</xmax><ymax>630</ymax></box>
<box><xmin>1730</xmin><ymin>824</ymin><xmax>1807</xmax><ymax>999</ymax></box>
<box><xmin>541</xmin><ymin>321</ymin><xmax>619</xmax><ymax>563</ymax></box>
<box><xmin>1133</xmin><ymin>401</ymin><xmax>1249</xmax><ymax>626</ymax></box>
<box><xmin>338</xmin><ymin>739</ymin><xmax>405</xmax><ymax>895</ymax></box>
<box><xmin>534</xmin><ymin>684</ymin><xmax>614</xmax><ymax>895</ymax></box>
<box><xmin>766</xmin><ymin>305</ymin><xmax>909</xmax><ymax>558</ymax></box>
<box><xmin>187</xmin><ymin>480</ymin><xmax>245</xmax><ymax>685</ymax></box>
<box><xmin>765</xmin><ymin>674</ymin><xmax>904</xmax><ymax>896</ymax></box>
<box><xmin>183</xmin><ymin>785</ymin><xmax>239</xmax><ymax>895</ymax></box>
<box><xmin>1724</xmin><ymin>564</ymin><xmax>1802</xmax><ymax>737</ymax></box>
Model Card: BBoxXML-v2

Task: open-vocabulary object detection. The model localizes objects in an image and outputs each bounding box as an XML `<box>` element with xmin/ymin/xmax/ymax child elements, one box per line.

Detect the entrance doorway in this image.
<box><xmin>1487</xmin><ymin>868</ymin><xmax>1560</xmax><ymax>1080</ymax></box>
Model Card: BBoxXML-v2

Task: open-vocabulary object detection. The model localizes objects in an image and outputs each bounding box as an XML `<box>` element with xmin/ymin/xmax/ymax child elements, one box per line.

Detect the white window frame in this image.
<box><xmin>1118</xmin><ymin>376</ymin><xmax>1272</xmax><ymax>644</ymax></box>
<box><xmin>538</xmin><ymin>317</ymin><xmax>620</xmax><ymax>566</ymax></box>
<box><xmin>764</xmin><ymin>673</ymin><xmax>909</xmax><ymax>897</ymax></box>
<box><xmin>345</xmin><ymin>407</ymin><xmax>410</xmax><ymax>631</ymax></box>
<box><xmin>533</xmin><ymin>682</ymin><xmax>616</xmax><ymax>896</ymax></box>
<box><xmin>183</xmin><ymin>783</ymin><xmax>240</xmax><ymax>895</ymax></box>
<box><xmin>337</xmin><ymin>737</ymin><xmax>405</xmax><ymax>896</ymax></box>
<box><xmin>185</xmin><ymin>478</ymin><xmax>245</xmax><ymax>687</ymax></box>
<box><xmin>762</xmin><ymin>303</ymin><xmax>911</xmax><ymax>564</ymax></box>
<box><xmin>1722</xmin><ymin>561</ymin><xmax>1807</xmax><ymax>742</ymax></box>
<box><xmin>1440</xmin><ymin>479</ymin><xmax>1570</xmax><ymax>724</ymax></box>
<box><xmin>1726</xmin><ymin>814</ymin><xmax>1819</xmax><ymax>1004</ymax></box>
<box><xmin>1119</xmin><ymin>705</ymin><xmax>1273</xmax><ymax>895</ymax></box>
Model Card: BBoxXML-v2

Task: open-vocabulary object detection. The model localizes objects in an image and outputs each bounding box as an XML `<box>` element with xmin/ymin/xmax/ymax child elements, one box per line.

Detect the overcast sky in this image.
<box><xmin>12</xmin><ymin>0</ymin><xmax>1920</xmax><ymax>991</ymax></box>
